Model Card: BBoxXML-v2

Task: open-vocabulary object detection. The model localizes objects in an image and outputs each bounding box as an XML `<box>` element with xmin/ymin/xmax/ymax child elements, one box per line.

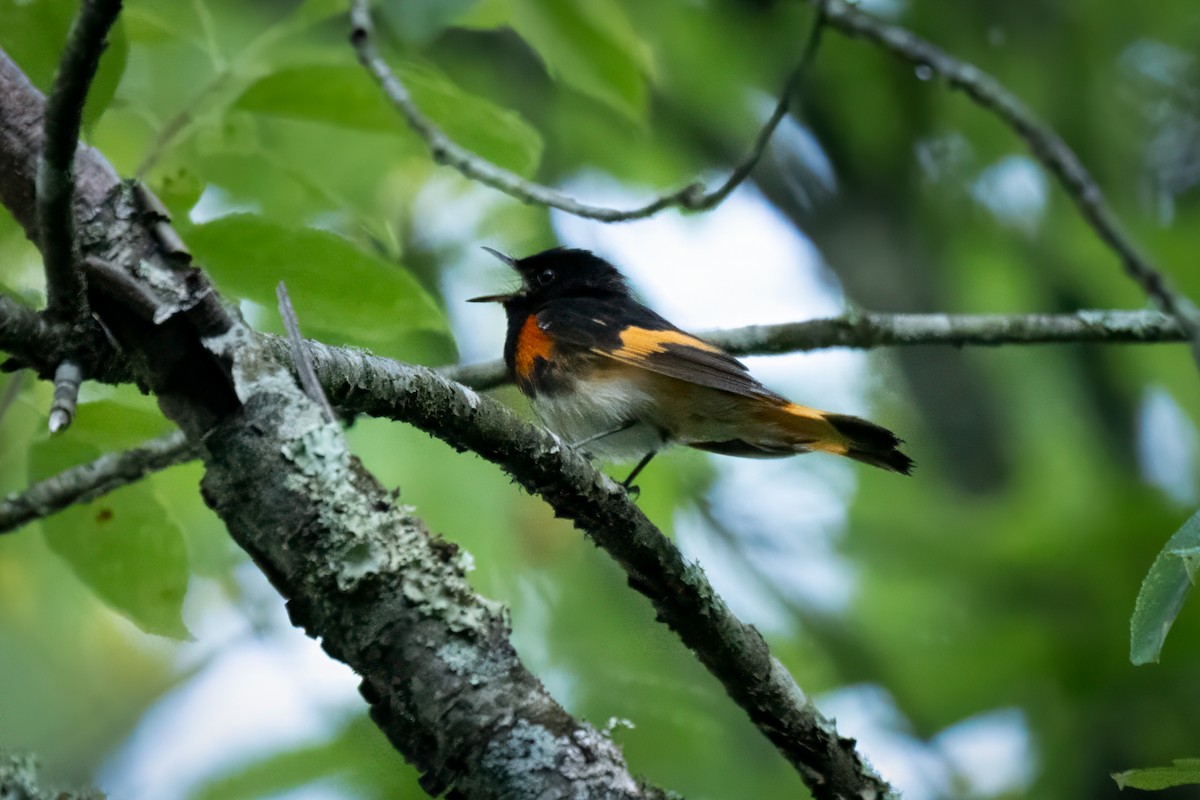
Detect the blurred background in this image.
<box><xmin>2</xmin><ymin>0</ymin><xmax>1200</xmax><ymax>797</ymax></box>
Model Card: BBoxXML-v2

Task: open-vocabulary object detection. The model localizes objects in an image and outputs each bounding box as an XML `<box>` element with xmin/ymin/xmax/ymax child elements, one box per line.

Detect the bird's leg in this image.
<box><xmin>572</xmin><ymin>419</ymin><xmax>637</xmax><ymax>450</ymax></box>
<box><xmin>571</xmin><ymin>422</ymin><xmax>660</xmax><ymax>496</ymax></box>
<box><xmin>621</xmin><ymin>451</ymin><xmax>657</xmax><ymax>493</ymax></box>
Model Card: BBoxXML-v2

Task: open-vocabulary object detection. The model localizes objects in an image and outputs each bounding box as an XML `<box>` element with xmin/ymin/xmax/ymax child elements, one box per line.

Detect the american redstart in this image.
<box><xmin>470</xmin><ymin>247</ymin><xmax>913</xmax><ymax>487</ymax></box>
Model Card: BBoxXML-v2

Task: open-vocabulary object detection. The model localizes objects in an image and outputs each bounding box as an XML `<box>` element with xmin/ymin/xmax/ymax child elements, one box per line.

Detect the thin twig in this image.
<box><xmin>348</xmin><ymin>0</ymin><xmax>826</xmax><ymax>222</ymax></box>
<box><xmin>0</xmin><ymin>429</ymin><xmax>195</xmax><ymax>534</ymax></box>
<box><xmin>47</xmin><ymin>359</ymin><xmax>82</xmax><ymax>433</ymax></box>
<box><xmin>436</xmin><ymin>308</ymin><xmax>1186</xmax><ymax>391</ymax></box>
<box><xmin>276</xmin><ymin>281</ymin><xmax>336</xmax><ymax>423</ymax></box>
<box><xmin>699</xmin><ymin>1</ymin><xmax>828</xmax><ymax>211</ymax></box>
<box><xmin>810</xmin><ymin>0</ymin><xmax>1200</xmax><ymax>365</ymax></box>
<box><xmin>38</xmin><ymin>0</ymin><xmax>122</xmax><ymax>322</ymax></box>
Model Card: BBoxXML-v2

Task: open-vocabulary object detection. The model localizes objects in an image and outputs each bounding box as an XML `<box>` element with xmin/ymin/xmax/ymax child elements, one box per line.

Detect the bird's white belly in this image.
<box><xmin>531</xmin><ymin>378</ymin><xmax>667</xmax><ymax>462</ymax></box>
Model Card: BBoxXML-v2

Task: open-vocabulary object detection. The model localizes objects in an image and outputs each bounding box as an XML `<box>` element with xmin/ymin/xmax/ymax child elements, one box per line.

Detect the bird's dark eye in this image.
<box><xmin>536</xmin><ymin>268</ymin><xmax>556</xmax><ymax>286</ymax></box>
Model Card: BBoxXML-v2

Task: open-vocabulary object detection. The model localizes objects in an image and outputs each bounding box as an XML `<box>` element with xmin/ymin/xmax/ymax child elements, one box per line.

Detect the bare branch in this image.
<box><xmin>5</xmin><ymin>287</ymin><xmax>1186</xmax><ymax>395</ymax></box>
<box><xmin>38</xmin><ymin>0</ymin><xmax>122</xmax><ymax>323</ymax></box>
<box><xmin>438</xmin><ymin>308</ymin><xmax>1186</xmax><ymax>391</ymax></box>
<box><xmin>701</xmin><ymin>308</ymin><xmax>1185</xmax><ymax>354</ymax></box>
<box><xmin>809</xmin><ymin>0</ymin><xmax>1200</xmax><ymax>365</ymax></box>
<box><xmin>0</xmin><ymin>429</ymin><xmax>195</xmax><ymax>534</ymax></box>
<box><xmin>348</xmin><ymin>0</ymin><xmax>825</xmax><ymax>222</ymax></box>
<box><xmin>698</xmin><ymin>1</ymin><xmax>828</xmax><ymax>211</ymax></box>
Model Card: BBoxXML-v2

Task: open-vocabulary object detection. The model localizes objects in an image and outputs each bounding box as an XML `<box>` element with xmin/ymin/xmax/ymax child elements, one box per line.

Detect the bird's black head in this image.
<box><xmin>468</xmin><ymin>247</ymin><xmax>629</xmax><ymax>307</ymax></box>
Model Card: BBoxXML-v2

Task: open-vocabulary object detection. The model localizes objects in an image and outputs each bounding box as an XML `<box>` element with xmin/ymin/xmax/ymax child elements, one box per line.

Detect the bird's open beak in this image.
<box><xmin>469</xmin><ymin>246</ymin><xmax>520</xmax><ymax>302</ymax></box>
<box><xmin>481</xmin><ymin>246</ymin><xmax>517</xmax><ymax>268</ymax></box>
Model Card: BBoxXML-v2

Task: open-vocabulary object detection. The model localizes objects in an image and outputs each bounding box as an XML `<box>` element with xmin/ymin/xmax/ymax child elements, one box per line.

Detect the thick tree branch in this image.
<box><xmin>809</xmin><ymin>0</ymin><xmax>1200</xmax><ymax>366</ymax></box>
<box><xmin>0</xmin><ymin>429</ymin><xmax>194</xmax><ymax>533</ymax></box>
<box><xmin>2</xmin><ymin>40</ymin><xmax>658</xmax><ymax>800</ymax></box>
<box><xmin>1</xmin><ymin>35</ymin><xmax>892</xmax><ymax>798</ymax></box>
<box><xmin>38</xmin><ymin>0</ymin><xmax>121</xmax><ymax>323</ymax></box>
<box><xmin>349</xmin><ymin>0</ymin><xmax>825</xmax><ymax>222</ymax></box>
<box><xmin>288</xmin><ymin>339</ymin><xmax>895</xmax><ymax>798</ymax></box>
<box><xmin>2</xmin><ymin>7</ymin><xmax>1192</xmax><ymax>794</ymax></box>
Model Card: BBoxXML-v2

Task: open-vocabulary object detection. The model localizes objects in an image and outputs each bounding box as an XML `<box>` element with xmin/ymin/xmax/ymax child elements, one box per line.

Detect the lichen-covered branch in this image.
<box><xmin>198</xmin><ymin>371</ymin><xmax>651</xmax><ymax>800</ymax></box>
<box><xmin>290</xmin><ymin>338</ymin><xmax>896</xmax><ymax>800</ymax></box>
<box><xmin>349</xmin><ymin>0</ymin><xmax>825</xmax><ymax>222</ymax></box>
<box><xmin>1</xmin><ymin>38</ymin><xmax>662</xmax><ymax>800</ymax></box>
<box><xmin>1</xmin><ymin>37</ymin><xmax>889</xmax><ymax>797</ymax></box>
<box><xmin>810</xmin><ymin>0</ymin><xmax>1200</xmax><ymax>366</ymax></box>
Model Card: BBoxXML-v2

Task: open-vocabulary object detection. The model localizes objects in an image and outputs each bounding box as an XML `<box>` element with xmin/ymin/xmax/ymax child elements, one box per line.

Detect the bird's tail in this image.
<box><xmin>772</xmin><ymin>403</ymin><xmax>914</xmax><ymax>475</ymax></box>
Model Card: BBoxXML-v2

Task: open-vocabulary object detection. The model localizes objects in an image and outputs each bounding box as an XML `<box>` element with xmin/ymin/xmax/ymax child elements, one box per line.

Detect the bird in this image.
<box><xmin>469</xmin><ymin>247</ymin><xmax>913</xmax><ymax>488</ymax></box>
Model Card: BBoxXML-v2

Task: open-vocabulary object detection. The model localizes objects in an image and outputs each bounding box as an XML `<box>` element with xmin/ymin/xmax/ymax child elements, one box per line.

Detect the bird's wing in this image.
<box><xmin>536</xmin><ymin>299</ymin><xmax>783</xmax><ymax>402</ymax></box>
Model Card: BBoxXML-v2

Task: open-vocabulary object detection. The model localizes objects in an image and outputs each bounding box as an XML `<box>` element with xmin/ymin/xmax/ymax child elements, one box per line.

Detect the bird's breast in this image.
<box><xmin>531</xmin><ymin>365</ymin><xmax>668</xmax><ymax>461</ymax></box>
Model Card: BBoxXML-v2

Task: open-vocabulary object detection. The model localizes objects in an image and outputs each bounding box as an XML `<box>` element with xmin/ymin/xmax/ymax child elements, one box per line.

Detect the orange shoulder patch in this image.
<box><xmin>515</xmin><ymin>315</ymin><xmax>555</xmax><ymax>379</ymax></box>
<box><xmin>612</xmin><ymin>327</ymin><xmax>723</xmax><ymax>359</ymax></box>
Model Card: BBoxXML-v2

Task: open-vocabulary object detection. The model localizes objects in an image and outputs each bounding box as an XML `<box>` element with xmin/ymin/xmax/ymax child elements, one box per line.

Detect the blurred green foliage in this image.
<box><xmin>2</xmin><ymin>0</ymin><xmax>1200</xmax><ymax>798</ymax></box>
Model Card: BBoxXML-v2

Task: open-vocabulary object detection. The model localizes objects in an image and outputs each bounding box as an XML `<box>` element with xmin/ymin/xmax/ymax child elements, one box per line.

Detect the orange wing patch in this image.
<box><xmin>611</xmin><ymin>327</ymin><xmax>723</xmax><ymax>359</ymax></box>
<box><xmin>515</xmin><ymin>315</ymin><xmax>555</xmax><ymax>380</ymax></box>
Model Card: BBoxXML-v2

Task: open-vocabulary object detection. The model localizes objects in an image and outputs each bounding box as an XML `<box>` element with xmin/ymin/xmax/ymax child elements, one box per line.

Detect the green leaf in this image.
<box><xmin>234</xmin><ymin>62</ymin><xmax>543</xmax><ymax>176</ymax></box>
<box><xmin>1130</xmin><ymin>511</ymin><xmax>1200</xmax><ymax>665</ymax></box>
<box><xmin>1113</xmin><ymin>758</ymin><xmax>1200</xmax><ymax>790</ymax></box>
<box><xmin>462</xmin><ymin>0</ymin><xmax>651</xmax><ymax>120</ymax></box>
<box><xmin>28</xmin><ymin>436</ymin><xmax>190</xmax><ymax>640</ymax></box>
<box><xmin>186</xmin><ymin>214</ymin><xmax>446</xmax><ymax>341</ymax></box>
<box><xmin>122</xmin><ymin>5</ymin><xmax>197</xmax><ymax>45</ymax></box>
<box><xmin>1173</xmin><ymin>546</ymin><xmax>1200</xmax><ymax>584</ymax></box>
<box><xmin>290</xmin><ymin>0</ymin><xmax>350</xmax><ymax>28</ymax></box>
<box><xmin>379</xmin><ymin>0</ymin><xmax>480</xmax><ymax>43</ymax></box>
<box><xmin>49</xmin><ymin>398</ymin><xmax>175</xmax><ymax>453</ymax></box>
